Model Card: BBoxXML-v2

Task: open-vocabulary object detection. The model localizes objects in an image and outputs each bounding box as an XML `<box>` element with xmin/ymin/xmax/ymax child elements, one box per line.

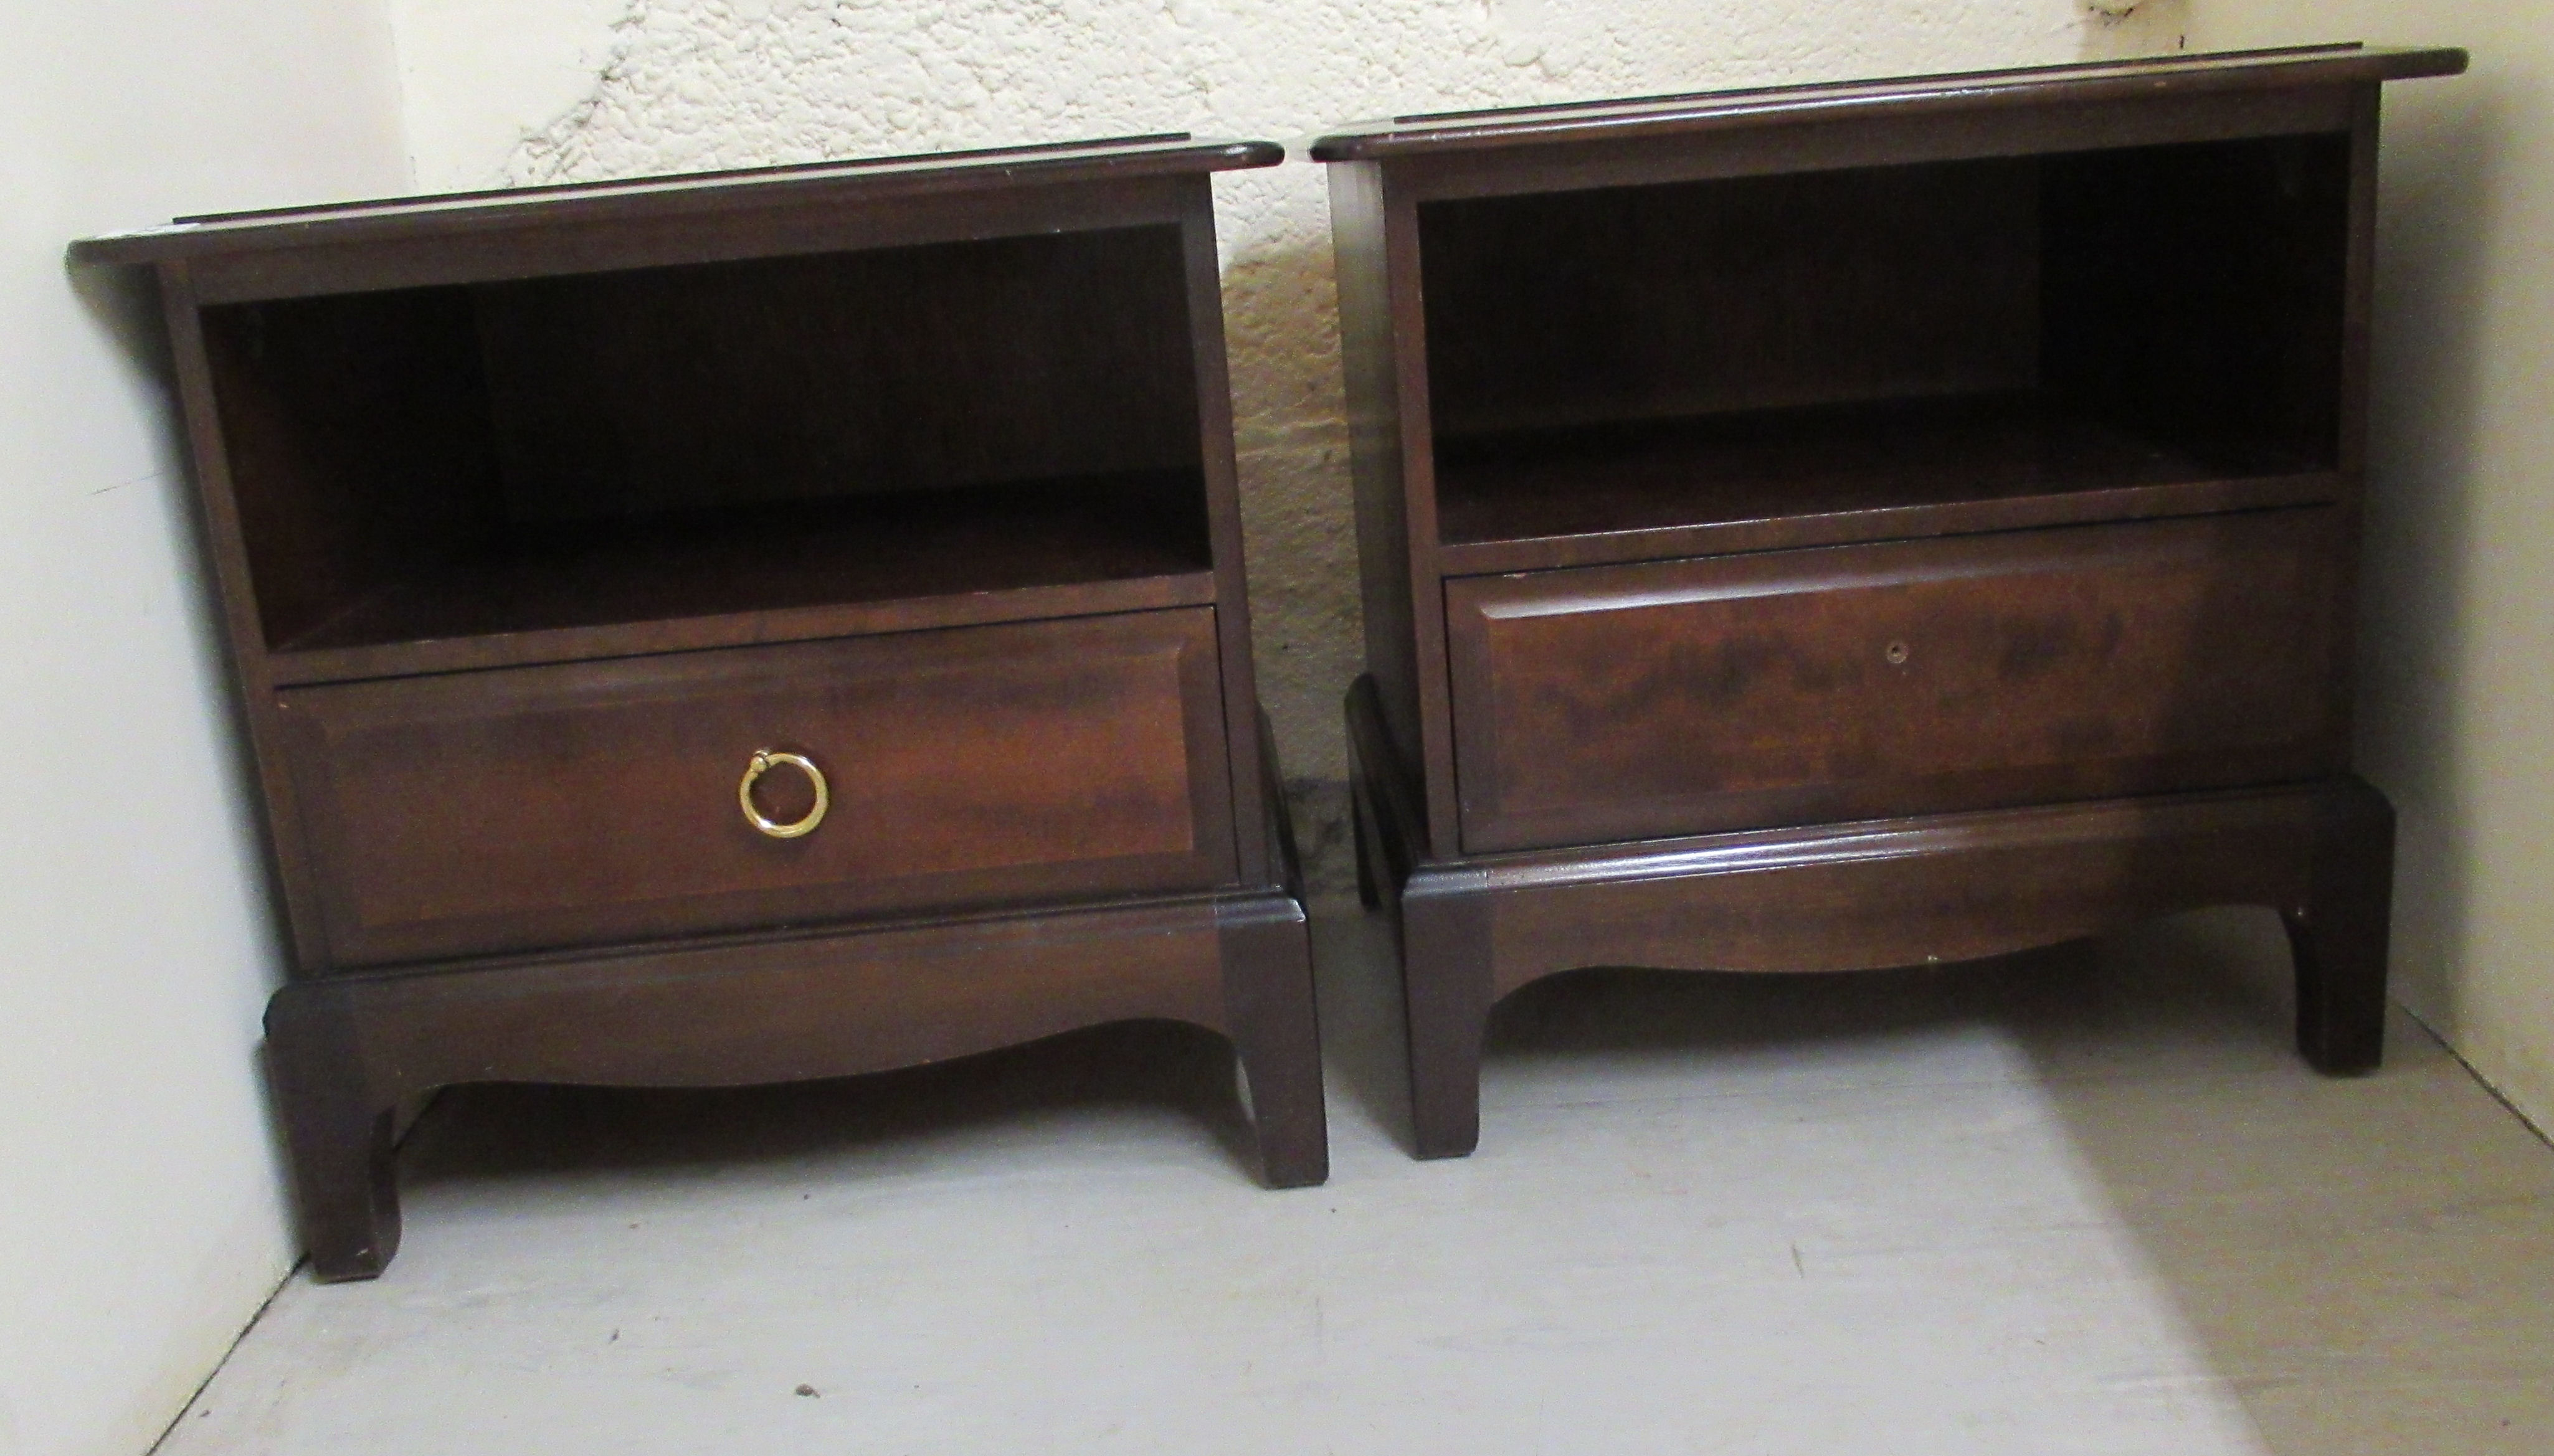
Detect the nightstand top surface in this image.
<box><xmin>72</xmin><ymin>133</ymin><xmax>1281</xmax><ymax>266</ymax></box>
<box><xmin>1308</xmin><ymin>44</ymin><xmax>2466</xmax><ymax>163</ymax></box>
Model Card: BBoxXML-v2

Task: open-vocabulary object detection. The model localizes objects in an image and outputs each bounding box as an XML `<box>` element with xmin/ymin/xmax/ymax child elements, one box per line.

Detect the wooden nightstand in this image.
<box><xmin>1312</xmin><ymin>45</ymin><xmax>2466</xmax><ymax>1156</ymax></box>
<box><xmin>74</xmin><ymin>135</ymin><xmax>1327</xmax><ymax>1279</ymax></box>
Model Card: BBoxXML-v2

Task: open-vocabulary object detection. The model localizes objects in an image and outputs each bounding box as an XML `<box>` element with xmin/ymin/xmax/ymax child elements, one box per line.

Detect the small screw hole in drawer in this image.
<box><xmin>1885</xmin><ymin>641</ymin><xmax>1911</xmax><ymax>666</ymax></box>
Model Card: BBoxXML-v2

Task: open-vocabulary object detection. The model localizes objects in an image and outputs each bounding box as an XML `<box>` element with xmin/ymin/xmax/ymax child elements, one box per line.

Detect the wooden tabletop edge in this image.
<box><xmin>1306</xmin><ymin>44</ymin><xmax>2470</xmax><ymax>161</ymax></box>
<box><xmin>68</xmin><ymin>135</ymin><xmax>1284</xmax><ymax>265</ymax></box>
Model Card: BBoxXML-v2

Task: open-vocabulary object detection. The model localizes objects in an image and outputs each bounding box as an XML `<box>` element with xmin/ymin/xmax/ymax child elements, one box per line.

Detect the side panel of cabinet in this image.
<box><xmin>1446</xmin><ymin>510</ymin><xmax>2345</xmax><ymax>853</ymax></box>
<box><xmin>278</xmin><ymin>609</ymin><xmax>1235</xmax><ymax>967</ymax></box>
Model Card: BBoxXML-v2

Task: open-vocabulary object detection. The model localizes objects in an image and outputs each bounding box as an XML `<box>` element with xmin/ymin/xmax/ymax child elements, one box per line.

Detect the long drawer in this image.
<box><xmin>1445</xmin><ymin>510</ymin><xmax>2344</xmax><ymax>854</ymax></box>
<box><xmin>278</xmin><ymin>609</ymin><xmax>1235</xmax><ymax>966</ymax></box>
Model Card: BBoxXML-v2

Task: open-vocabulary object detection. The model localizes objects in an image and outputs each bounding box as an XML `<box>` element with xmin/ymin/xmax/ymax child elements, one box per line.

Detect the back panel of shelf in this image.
<box><xmin>199</xmin><ymin>223</ymin><xmax>1215</xmax><ymax>661</ymax></box>
<box><xmin>1417</xmin><ymin>133</ymin><xmax>2355</xmax><ymax>556</ymax></box>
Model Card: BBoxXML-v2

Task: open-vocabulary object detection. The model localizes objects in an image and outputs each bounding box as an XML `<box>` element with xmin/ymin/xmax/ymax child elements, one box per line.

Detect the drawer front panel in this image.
<box><xmin>1447</xmin><ymin>511</ymin><xmax>2343</xmax><ymax>853</ymax></box>
<box><xmin>280</xmin><ymin>609</ymin><xmax>1234</xmax><ymax>966</ymax></box>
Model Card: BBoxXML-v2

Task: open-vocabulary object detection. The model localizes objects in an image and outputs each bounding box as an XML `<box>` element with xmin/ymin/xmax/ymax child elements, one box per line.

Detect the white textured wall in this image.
<box><xmin>391</xmin><ymin>0</ymin><xmax>2189</xmax><ymax>870</ymax></box>
<box><xmin>0</xmin><ymin>6</ymin><xmax>407</xmax><ymax>1456</ymax></box>
<box><xmin>2184</xmin><ymin>3</ymin><xmax>2554</xmax><ymax>1135</ymax></box>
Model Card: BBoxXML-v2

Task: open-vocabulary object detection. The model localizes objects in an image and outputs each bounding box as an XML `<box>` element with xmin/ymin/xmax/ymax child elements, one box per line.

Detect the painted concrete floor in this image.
<box><xmin>158</xmin><ymin>904</ymin><xmax>2554</xmax><ymax>1455</ymax></box>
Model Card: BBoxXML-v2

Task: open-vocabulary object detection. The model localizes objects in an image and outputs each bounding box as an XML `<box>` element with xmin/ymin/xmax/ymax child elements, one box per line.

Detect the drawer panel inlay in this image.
<box><xmin>1446</xmin><ymin>510</ymin><xmax>2342</xmax><ymax>853</ymax></box>
<box><xmin>280</xmin><ymin>608</ymin><xmax>1233</xmax><ymax>965</ymax></box>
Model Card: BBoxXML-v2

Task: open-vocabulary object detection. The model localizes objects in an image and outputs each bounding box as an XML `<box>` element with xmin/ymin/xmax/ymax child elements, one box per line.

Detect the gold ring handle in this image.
<box><xmin>739</xmin><ymin>750</ymin><xmax>828</xmax><ymax>839</ymax></box>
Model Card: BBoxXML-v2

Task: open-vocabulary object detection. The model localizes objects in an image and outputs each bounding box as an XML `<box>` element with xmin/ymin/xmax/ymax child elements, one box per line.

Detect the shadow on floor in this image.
<box><xmin>381</xmin><ymin>896</ymin><xmax>2554</xmax><ymax>1455</ymax></box>
<box><xmin>2029</xmin><ymin>912</ymin><xmax>2554</xmax><ymax>1455</ymax></box>
<box><xmin>1311</xmin><ymin>895</ymin><xmax>2554</xmax><ymax>1456</ymax></box>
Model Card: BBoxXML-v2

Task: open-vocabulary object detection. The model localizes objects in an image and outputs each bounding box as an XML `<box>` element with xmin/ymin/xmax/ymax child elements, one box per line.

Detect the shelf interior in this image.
<box><xmin>1419</xmin><ymin>134</ymin><xmax>2354</xmax><ymax>547</ymax></box>
<box><xmin>203</xmin><ymin>224</ymin><xmax>1213</xmax><ymax>655</ymax></box>
<box><xmin>275</xmin><ymin>469</ymin><xmax>1213</xmax><ymax>656</ymax></box>
<box><xmin>1434</xmin><ymin>390</ymin><xmax>2325</xmax><ymax>548</ymax></box>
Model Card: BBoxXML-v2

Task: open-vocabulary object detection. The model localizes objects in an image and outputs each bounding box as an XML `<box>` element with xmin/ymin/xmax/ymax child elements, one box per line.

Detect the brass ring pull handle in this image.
<box><xmin>738</xmin><ymin>750</ymin><xmax>828</xmax><ymax>839</ymax></box>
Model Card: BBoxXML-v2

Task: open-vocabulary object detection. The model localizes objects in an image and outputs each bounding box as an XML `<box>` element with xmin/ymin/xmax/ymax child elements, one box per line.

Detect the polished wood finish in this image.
<box><xmin>1351</xmin><ymin>683</ymin><xmax>2399</xmax><ymax>1158</ymax></box>
<box><xmin>263</xmin><ymin>537</ymin><xmax>1217</xmax><ymax>686</ymax></box>
<box><xmin>1319</xmin><ymin>47</ymin><xmax>2461</xmax><ymax>1153</ymax></box>
<box><xmin>78</xmin><ymin>135</ymin><xmax>1325</xmax><ymax>1277</ymax></box>
<box><xmin>279</xmin><ymin>609</ymin><xmax>1235</xmax><ymax>965</ymax></box>
<box><xmin>1309</xmin><ymin>45</ymin><xmax>2463</xmax><ymax>163</ymax></box>
<box><xmin>1418</xmin><ymin>158</ymin><xmax>2046</xmax><ymax>439</ymax></box>
<box><xmin>1446</xmin><ymin>510</ymin><xmax>2343</xmax><ymax>853</ymax></box>
<box><xmin>1432</xmin><ymin>397</ymin><xmax>2341</xmax><ymax>577</ymax></box>
<box><xmin>272</xmin><ymin>881</ymin><xmax>1326</xmax><ymax>1280</ymax></box>
<box><xmin>73</xmin><ymin>136</ymin><xmax>1281</xmax><ymax>298</ymax></box>
<box><xmin>468</xmin><ymin>230</ymin><xmax>1202</xmax><ymax>518</ymax></box>
<box><xmin>195</xmin><ymin>231</ymin><xmax>1215</xmax><ymax>663</ymax></box>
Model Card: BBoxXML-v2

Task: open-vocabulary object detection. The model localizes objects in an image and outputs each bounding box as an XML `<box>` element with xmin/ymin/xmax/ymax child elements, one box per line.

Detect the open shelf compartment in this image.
<box><xmin>203</xmin><ymin>224</ymin><xmax>1215</xmax><ymax>677</ymax></box>
<box><xmin>1418</xmin><ymin>135</ymin><xmax>2353</xmax><ymax>569</ymax></box>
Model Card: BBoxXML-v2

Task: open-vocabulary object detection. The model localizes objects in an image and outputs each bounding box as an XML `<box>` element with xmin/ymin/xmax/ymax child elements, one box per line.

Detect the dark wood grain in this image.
<box><xmin>1320</xmin><ymin>48</ymin><xmax>2452</xmax><ymax>1155</ymax></box>
<box><xmin>1468</xmin><ymin>783</ymin><xmax>2343</xmax><ymax>995</ymax></box>
<box><xmin>472</xmin><ymin>226</ymin><xmax>1202</xmax><ymax>519</ymax></box>
<box><xmin>2042</xmin><ymin>133</ymin><xmax>2353</xmax><ymax>475</ymax></box>
<box><xmin>1433</xmin><ymin>392</ymin><xmax>2338</xmax><ymax>575</ymax></box>
<box><xmin>1328</xmin><ymin>160</ymin><xmax>1430</xmax><ymax>841</ymax></box>
<box><xmin>267</xmin><ymin>884</ymin><xmax>1316</xmax><ymax>1280</ymax></box>
<box><xmin>72</xmin><ymin>135</ymin><xmax>1280</xmax><ymax>267</ymax></box>
<box><xmin>2286</xmin><ymin>775</ymin><xmax>2395</xmax><ymax>1075</ymax></box>
<box><xmin>265</xmin><ymin>473</ymin><xmax>1212</xmax><ymax>676</ymax></box>
<box><xmin>1180</xmin><ymin>179</ymin><xmax>1275</xmax><ymax>886</ymax></box>
<box><xmin>1420</xmin><ymin>158</ymin><xmax>2043</xmax><ymax>439</ymax></box>
<box><xmin>157</xmin><ymin>264</ymin><xmax>336</xmax><ymax>971</ymax></box>
<box><xmin>1346</xmin><ymin>675</ymin><xmax>1487</xmax><ymax>1158</ymax></box>
<box><xmin>2307</xmin><ymin>86</ymin><xmax>2386</xmax><ymax>781</ymax></box>
<box><xmin>1447</xmin><ymin>511</ymin><xmax>2343</xmax><ymax>853</ymax></box>
<box><xmin>265</xmin><ymin>989</ymin><xmax>402</xmax><ymax>1279</ymax></box>
<box><xmin>75</xmin><ymin>135</ymin><xmax>1324</xmax><ymax>1275</ymax></box>
<box><xmin>1309</xmin><ymin>44</ymin><xmax>2464</xmax><ymax>161</ymax></box>
<box><xmin>183</xmin><ymin>179</ymin><xmax>1203</xmax><ymax>305</ymax></box>
<box><xmin>267</xmin><ymin>572</ymin><xmax>1218</xmax><ymax>689</ymax></box>
<box><xmin>197</xmin><ymin>284</ymin><xmax>504</xmax><ymax>649</ymax></box>
<box><xmin>1219</xmin><ymin>895</ymin><xmax>1330</xmax><ymax>1188</ymax></box>
<box><xmin>267</xmin><ymin>734</ymin><xmax>1332</xmax><ymax>1280</ymax></box>
<box><xmin>199</xmin><ymin>222</ymin><xmax>1215</xmax><ymax>658</ymax></box>
<box><xmin>1347</xmin><ymin>679</ymin><xmax>2397</xmax><ymax>1153</ymax></box>
<box><xmin>1377</xmin><ymin>177</ymin><xmax>1465</xmax><ymax>855</ymax></box>
<box><xmin>1399</xmin><ymin>869</ymin><xmax>1493</xmax><ymax>1160</ymax></box>
<box><xmin>1416</xmin><ymin>130</ymin><xmax>2357</xmax><ymax>559</ymax></box>
<box><xmin>278</xmin><ymin>609</ymin><xmax>1236</xmax><ymax>966</ymax></box>
<box><xmin>1389</xmin><ymin>84</ymin><xmax>2364</xmax><ymax>210</ymax></box>
<box><xmin>1217</xmin><ymin>707</ymin><xmax>1327</xmax><ymax>1186</ymax></box>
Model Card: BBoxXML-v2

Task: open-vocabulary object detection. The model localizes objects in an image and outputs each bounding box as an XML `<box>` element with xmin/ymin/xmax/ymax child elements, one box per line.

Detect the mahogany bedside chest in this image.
<box><xmin>1312</xmin><ymin>45</ymin><xmax>2467</xmax><ymax>1156</ymax></box>
<box><xmin>73</xmin><ymin>135</ymin><xmax>1327</xmax><ymax>1279</ymax></box>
